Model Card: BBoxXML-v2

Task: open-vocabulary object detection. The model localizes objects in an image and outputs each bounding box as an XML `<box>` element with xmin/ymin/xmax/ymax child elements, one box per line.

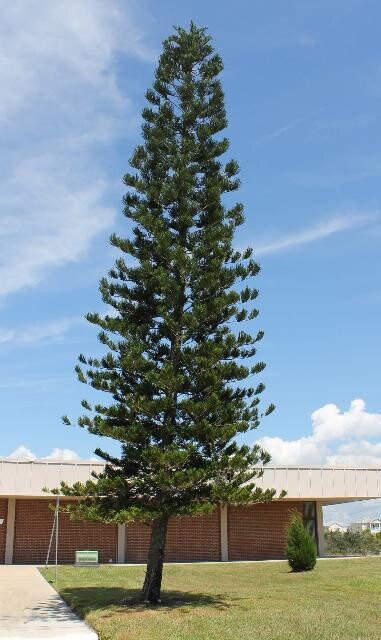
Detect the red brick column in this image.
<box><xmin>228</xmin><ymin>501</ymin><xmax>304</xmax><ymax>560</ymax></box>
<box><xmin>0</xmin><ymin>499</ymin><xmax>7</xmax><ymax>564</ymax></box>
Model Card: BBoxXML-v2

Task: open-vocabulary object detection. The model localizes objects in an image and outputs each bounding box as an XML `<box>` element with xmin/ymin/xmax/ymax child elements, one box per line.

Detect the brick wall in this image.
<box><xmin>127</xmin><ymin>510</ymin><xmax>221</xmax><ymax>563</ymax></box>
<box><xmin>5</xmin><ymin>498</ymin><xmax>309</xmax><ymax>564</ymax></box>
<box><xmin>228</xmin><ymin>501</ymin><xmax>304</xmax><ymax>560</ymax></box>
<box><xmin>0</xmin><ymin>499</ymin><xmax>7</xmax><ymax>564</ymax></box>
<box><xmin>13</xmin><ymin>499</ymin><xmax>117</xmax><ymax>564</ymax></box>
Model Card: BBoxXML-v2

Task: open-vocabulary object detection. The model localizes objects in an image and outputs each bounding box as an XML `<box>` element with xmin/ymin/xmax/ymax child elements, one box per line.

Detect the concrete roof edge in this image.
<box><xmin>0</xmin><ymin>458</ymin><xmax>104</xmax><ymax>465</ymax></box>
<box><xmin>0</xmin><ymin>459</ymin><xmax>380</xmax><ymax>471</ymax></box>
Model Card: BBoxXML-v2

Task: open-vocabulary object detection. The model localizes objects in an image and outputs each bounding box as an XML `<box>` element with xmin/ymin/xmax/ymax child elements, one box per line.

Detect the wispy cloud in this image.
<box><xmin>298</xmin><ymin>34</ymin><xmax>317</xmax><ymax>47</ymax></box>
<box><xmin>0</xmin><ymin>1</ymin><xmax>154</xmax><ymax>300</ymax></box>
<box><xmin>254</xmin><ymin>213</ymin><xmax>377</xmax><ymax>256</ymax></box>
<box><xmin>251</xmin><ymin>31</ymin><xmax>317</xmax><ymax>51</ymax></box>
<box><xmin>291</xmin><ymin>158</ymin><xmax>381</xmax><ymax>188</ymax></box>
<box><xmin>0</xmin><ymin>0</ymin><xmax>155</xmax><ymax>125</ymax></box>
<box><xmin>0</xmin><ymin>317</ymin><xmax>82</xmax><ymax>347</ymax></box>
<box><xmin>0</xmin><ymin>377</ymin><xmax>63</xmax><ymax>392</ymax></box>
<box><xmin>255</xmin><ymin>109</ymin><xmax>324</xmax><ymax>145</ymax></box>
<box><xmin>0</xmin><ymin>166</ymin><xmax>115</xmax><ymax>298</ymax></box>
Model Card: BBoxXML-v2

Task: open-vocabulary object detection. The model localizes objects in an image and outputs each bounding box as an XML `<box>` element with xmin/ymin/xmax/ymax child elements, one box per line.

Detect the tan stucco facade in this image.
<box><xmin>1</xmin><ymin>459</ymin><xmax>380</xmax><ymax>502</ymax></box>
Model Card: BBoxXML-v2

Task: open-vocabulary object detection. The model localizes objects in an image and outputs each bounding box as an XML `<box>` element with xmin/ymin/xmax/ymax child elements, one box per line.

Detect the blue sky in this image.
<box><xmin>1</xmin><ymin>1</ymin><xmax>380</xmax><ymax>520</ymax></box>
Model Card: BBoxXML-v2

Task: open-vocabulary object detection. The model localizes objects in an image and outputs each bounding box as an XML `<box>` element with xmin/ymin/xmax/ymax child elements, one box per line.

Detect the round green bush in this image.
<box><xmin>285</xmin><ymin>510</ymin><xmax>317</xmax><ymax>571</ymax></box>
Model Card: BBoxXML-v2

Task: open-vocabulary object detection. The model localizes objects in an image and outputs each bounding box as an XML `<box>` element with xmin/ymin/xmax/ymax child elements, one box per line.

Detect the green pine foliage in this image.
<box><xmin>286</xmin><ymin>510</ymin><xmax>317</xmax><ymax>572</ymax></box>
<box><xmin>325</xmin><ymin>529</ymin><xmax>381</xmax><ymax>556</ymax></box>
<box><xmin>59</xmin><ymin>23</ymin><xmax>277</xmax><ymax>601</ymax></box>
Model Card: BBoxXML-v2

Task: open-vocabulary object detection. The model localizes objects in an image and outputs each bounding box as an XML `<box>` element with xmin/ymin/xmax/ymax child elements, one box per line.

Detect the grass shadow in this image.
<box><xmin>59</xmin><ymin>586</ymin><xmax>232</xmax><ymax>617</ymax></box>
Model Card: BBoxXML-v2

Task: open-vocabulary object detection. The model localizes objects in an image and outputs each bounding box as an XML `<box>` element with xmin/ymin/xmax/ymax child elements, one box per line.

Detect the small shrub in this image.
<box><xmin>285</xmin><ymin>510</ymin><xmax>317</xmax><ymax>571</ymax></box>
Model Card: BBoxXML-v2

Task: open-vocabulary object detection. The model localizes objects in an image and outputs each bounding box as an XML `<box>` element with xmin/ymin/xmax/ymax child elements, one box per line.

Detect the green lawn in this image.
<box><xmin>41</xmin><ymin>558</ymin><xmax>381</xmax><ymax>640</ymax></box>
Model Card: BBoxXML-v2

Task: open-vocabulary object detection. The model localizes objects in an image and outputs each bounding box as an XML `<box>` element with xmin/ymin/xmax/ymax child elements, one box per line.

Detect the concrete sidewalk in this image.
<box><xmin>0</xmin><ymin>566</ymin><xmax>97</xmax><ymax>639</ymax></box>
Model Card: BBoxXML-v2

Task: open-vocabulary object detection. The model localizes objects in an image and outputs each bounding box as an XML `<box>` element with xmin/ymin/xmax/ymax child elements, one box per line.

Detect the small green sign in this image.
<box><xmin>75</xmin><ymin>550</ymin><xmax>99</xmax><ymax>565</ymax></box>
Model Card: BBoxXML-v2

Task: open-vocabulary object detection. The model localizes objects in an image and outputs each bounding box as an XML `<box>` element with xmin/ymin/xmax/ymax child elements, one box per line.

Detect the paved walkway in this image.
<box><xmin>0</xmin><ymin>566</ymin><xmax>97</xmax><ymax>639</ymax></box>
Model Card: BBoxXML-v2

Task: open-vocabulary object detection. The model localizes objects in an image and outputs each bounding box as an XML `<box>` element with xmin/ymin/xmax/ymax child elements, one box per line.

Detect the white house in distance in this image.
<box><xmin>324</xmin><ymin>522</ymin><xmax>348</xmax><ymax>533</ymax></box>
<box><xmin>350</xmin><ymin>517</ymin><xmax>381</xmax><ymax>535</ymax></box>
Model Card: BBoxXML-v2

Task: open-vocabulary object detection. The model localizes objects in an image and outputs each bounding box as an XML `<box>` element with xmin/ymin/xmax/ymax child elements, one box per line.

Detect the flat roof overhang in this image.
<box><xmin>255</xmin><ymin>465</ymin><xmax>381</xmax><ymax>503</ymax></box>
<box><xmin>0</xmin><ymin>459</ymin><xmax>380</xmax><ymax>503</ymax></box>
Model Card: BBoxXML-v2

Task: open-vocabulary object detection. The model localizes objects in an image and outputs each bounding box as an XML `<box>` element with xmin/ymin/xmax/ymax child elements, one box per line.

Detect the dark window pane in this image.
<box><xmin>305</xmin><ymin>519</ymin><xmax>315</xmax><ymax>537</ymax></box>
<box><xmin>303</xmin><ymin>501</ymin><xmax>315</xmax><ymax>519</ymax></box>
<box><xmin>303</xmin><ymin>502</ymin><xmax>317</xmax><ymax>543</ymax></box>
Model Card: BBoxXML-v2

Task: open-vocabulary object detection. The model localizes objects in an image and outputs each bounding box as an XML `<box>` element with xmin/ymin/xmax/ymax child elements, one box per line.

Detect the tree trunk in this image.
<box><xmin>140</xmin><ymin>514</ymin><xmax>169</xmax><ymax>604</ymax></box>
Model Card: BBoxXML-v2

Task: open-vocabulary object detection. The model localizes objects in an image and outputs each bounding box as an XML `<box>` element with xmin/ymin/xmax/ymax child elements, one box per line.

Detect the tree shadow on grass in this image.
<box><xmin>59</xmin><ymin>586</ymin><xmax>233</xmax><ymax>617</ymax></box>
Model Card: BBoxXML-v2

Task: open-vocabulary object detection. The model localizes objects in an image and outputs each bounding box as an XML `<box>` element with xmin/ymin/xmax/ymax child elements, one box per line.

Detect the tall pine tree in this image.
<box><xmin>61</xmin><ymin>23</ymin><xmax>276</xmax><ymax>603</ymax></box>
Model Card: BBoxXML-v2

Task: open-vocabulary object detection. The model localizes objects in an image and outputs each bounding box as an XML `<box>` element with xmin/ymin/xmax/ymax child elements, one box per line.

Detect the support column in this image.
<box><xmin>5</xmin><ymin>498</ymin><xmax>16</xmax><ymax>565</ymax></box>
<box><xmin>220</xmin><ymin>504</ymin><xmax>229</xmax><ymax>561</ymax></box>
<box><xmin>316</xmin><ymin>501</ymin><xmax>326</xmax><ymax>557</ymax></box>
<box><xmin>117</xmin><ymin>524</ymin><xmax>126</xmax><ymax>564</ymax></box>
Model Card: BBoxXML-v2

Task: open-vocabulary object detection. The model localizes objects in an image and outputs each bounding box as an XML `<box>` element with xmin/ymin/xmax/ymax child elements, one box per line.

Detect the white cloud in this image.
<box><xmin>0</xmin><ymin>1</ymin><xmax>153</xmax><ymax>299</ymax></box>
<box><xmin>326</xmin><ymin>440</ymin><xmax>381</xmax><ymax>467</ymax></box>
<box><xmin>255</xmin><ymin>213</ymin><xmax>377</xmax><ymax>256</ymax></box>
<box><xmin>258</xmin><ymin>399</ymin><xmax>381</xmax><ymax>466</ymax></box>
<box><xmin>7</xmin><ymin>446</ymin><xmax>37</xmax><ymax>461</ymax></box>
<box><xmin>6</xmin><ymin>445</ymin><xmax>86</xmax><ymax>461</ymax></box>
<box><xmin>45</xmin><ymin>448</ymin><xmax>81</xmax><ymax>461</ymax></box>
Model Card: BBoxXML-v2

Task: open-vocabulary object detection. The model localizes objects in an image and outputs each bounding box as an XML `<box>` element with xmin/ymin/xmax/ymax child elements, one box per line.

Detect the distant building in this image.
<box><xmin>370</xmin><ymin>518</ymin><xmax>381</xmax><ymax>534</ymax></box>
<box><xmin>350</xmin><ymin>517</ymin><xmax>381</xmax><ymax>534</ymax></box>
<box><xmin>324</xmin><ymin>522</ymin><xmax>348</xmax><ymax>533</ymax></box>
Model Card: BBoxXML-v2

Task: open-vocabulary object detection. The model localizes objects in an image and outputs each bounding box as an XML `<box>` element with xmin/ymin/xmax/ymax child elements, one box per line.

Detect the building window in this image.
<box><xmin>303</xmin><ymin>501</ymin><xmax>317</xmax><ymax>541</ymax></box>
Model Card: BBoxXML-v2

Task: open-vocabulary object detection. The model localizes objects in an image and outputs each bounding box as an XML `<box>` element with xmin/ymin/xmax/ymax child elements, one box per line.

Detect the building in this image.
<box><xmin>370</xmin><ymin>518</ymin><xmax>381</xmax><ymax>534</ymax></box>
<box><xmin>324</xmin><ymin>522</ymin><xmax>348</xmax><ymax>533</ymax></box>
<box><xmin>0</xmin><ymin>459</ymin><xmax>380</xmax><ymax>565</ymax></box>
<box><xmin>350</xmin><ymin>517</ymin><xmax>381</xmax><ymax>535</ymax></box>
